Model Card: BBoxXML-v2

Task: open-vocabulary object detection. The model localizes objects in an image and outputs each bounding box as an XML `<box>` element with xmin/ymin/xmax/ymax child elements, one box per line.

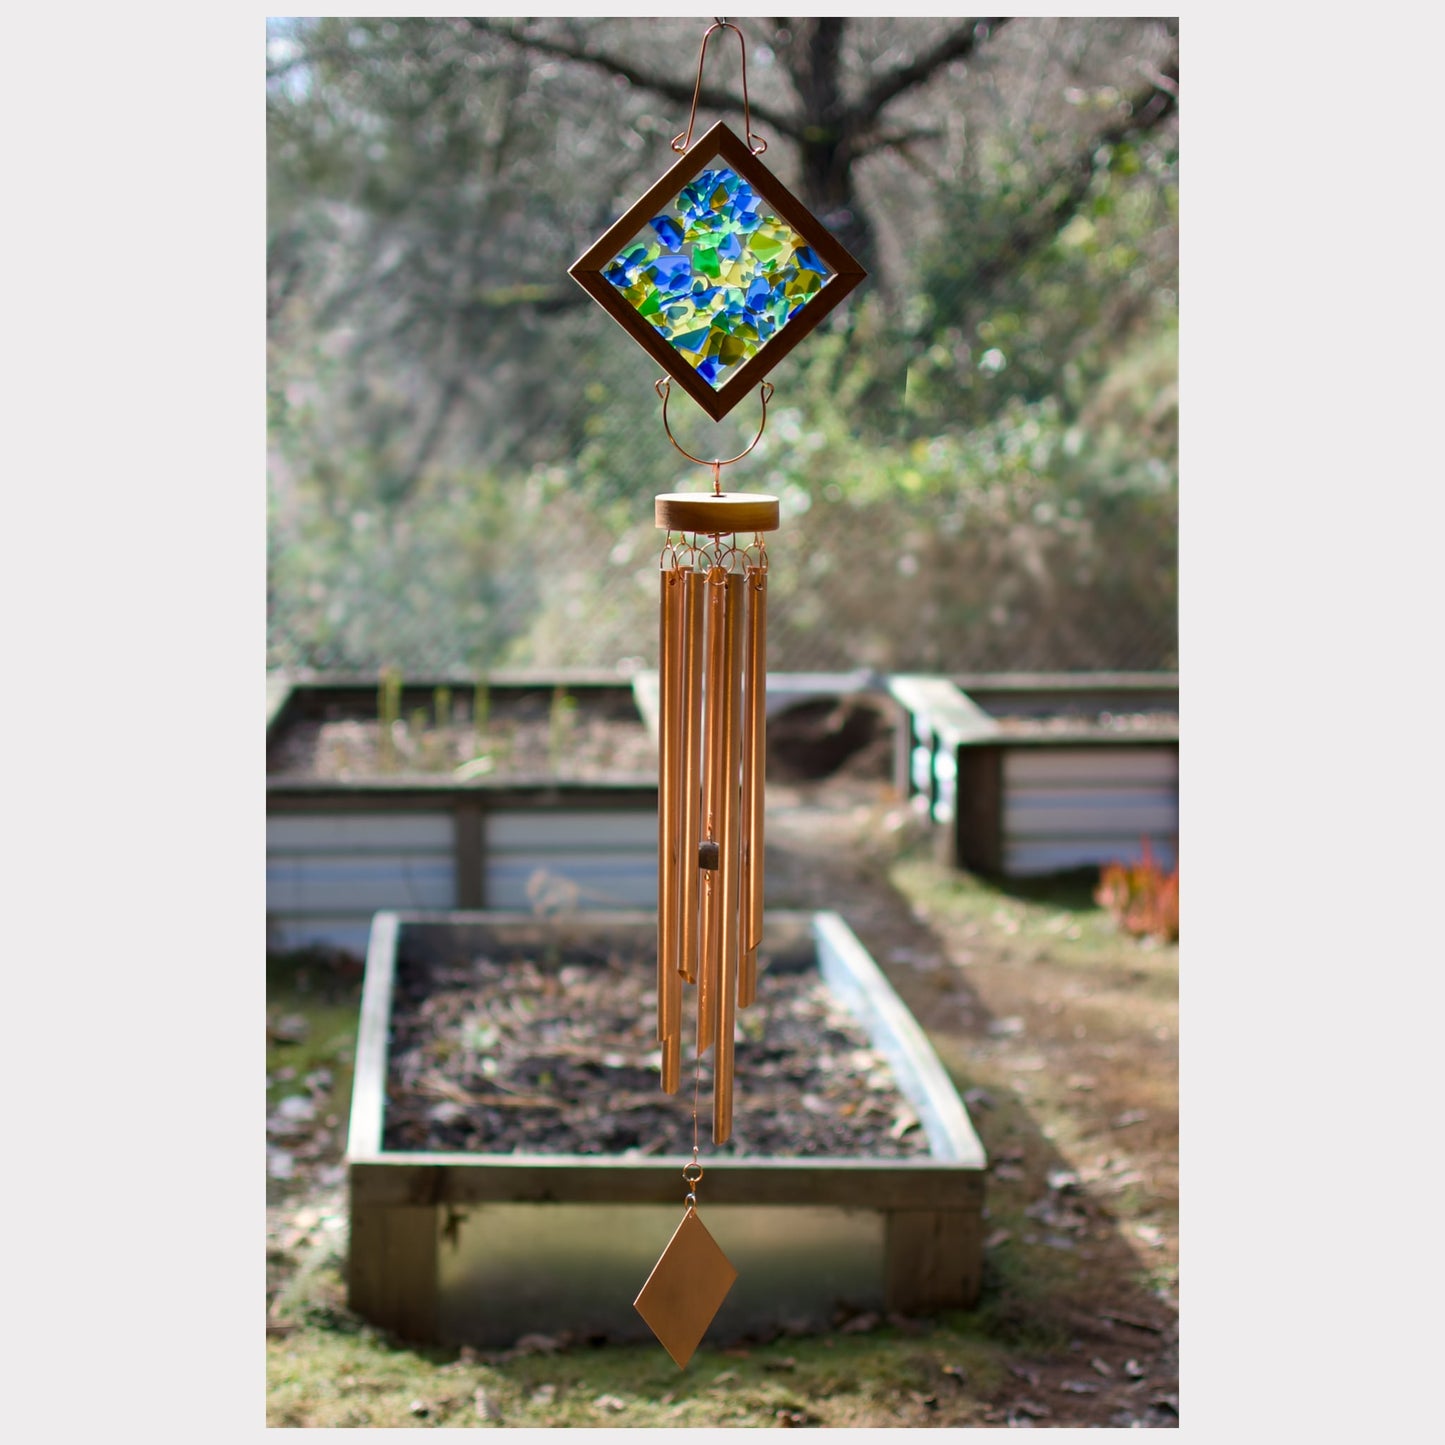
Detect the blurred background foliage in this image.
<box><xmin>267</xmin><ymin>17</ymin><xmax>1178</xmax><ymax>676</ymax></box>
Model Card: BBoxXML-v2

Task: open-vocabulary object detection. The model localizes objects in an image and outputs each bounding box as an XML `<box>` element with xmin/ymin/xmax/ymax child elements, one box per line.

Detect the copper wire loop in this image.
<box><xmin>670</xmin><ymin>19</ymin><xmax>768</xmax><ymax>156</ymax></box>
<box><xmin>656</xmin><ymin>377</ymin><xmax>774</xmax><ymax>472</ymax></box>
<box><xmin>677</xmin><ymin>532</ymin><xmax>748</xmax><ymax>574</ymax></box>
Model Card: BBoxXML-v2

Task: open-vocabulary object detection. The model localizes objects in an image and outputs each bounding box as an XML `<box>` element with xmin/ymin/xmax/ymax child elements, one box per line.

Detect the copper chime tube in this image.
<box><xmin>652</xmin><ymin>491</ymin><xmax>779</xmax><ymax>1132</ymax></box>
<box><xmin>696</xmin><ymin>561</ymin><xmax>729</xmax><ymax>1056</ymax></box>
<box><xmin>677</xmin><ymin>568</ymin><xmax>704</xmax><ymax>985</ymax></box>
<box><xmin>713</xmin><ymin>570</ymin><xmax>745</xmax><ymax>1142</ymax></box>
<box><xmin>738</xmin><ymin>564</ymin><xmax>767</xmax><ymax>1008</ymax></box>
<box><xmin>656</xmin><ymin>565</ymin><xmax>684</xmax><ymax>1093</ymax></box>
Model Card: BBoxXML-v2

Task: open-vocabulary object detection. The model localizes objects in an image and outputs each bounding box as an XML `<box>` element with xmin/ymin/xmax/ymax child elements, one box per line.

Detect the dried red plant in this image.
<box><xmin>1096</xmin><ymin>840</ymin><xmax>1178</xmax><ymax>942</ymax></box>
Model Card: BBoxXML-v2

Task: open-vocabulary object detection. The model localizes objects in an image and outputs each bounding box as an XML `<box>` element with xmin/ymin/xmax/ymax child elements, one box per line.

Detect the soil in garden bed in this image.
<box><xmin>382</xmin><ymin>942</ymin><xmax>934</xmax><ymax>1159</ymax></box>
<box><xmin>268</xmin><ymin>689</ymin><xmax>657</xmax><ymax>783</ymax></box>
<box><xmin>989</xmin><ymin>708</ymin><xmax>1177</xmax><ymax>737</ymax></box>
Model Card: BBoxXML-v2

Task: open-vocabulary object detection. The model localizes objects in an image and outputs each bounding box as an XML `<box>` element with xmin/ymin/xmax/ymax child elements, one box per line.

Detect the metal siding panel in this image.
<box><xmin>267</xmin><ymin>813</ymin><xmax>454</xmax><ymax>853</ymax></box>
<box><xmin>1003</xmin><ymin>792</ymin><xmax>1179</xmax><ymax>837</ymax></box>
<box><xmin>483</xmin><ymin>856</ymin><xmax>658</xmax><ymax>911</ymax></box>
<box><xmin>1003</xmin><ymin>747</ymin><xmax>1178</xmax><ymax>788</ymax></box>
<box><xmin>1004</xmin><ymin>836</ymin><xmax>1178</xmax><ymax>876</ymax></box>
<box><xmin>485</xmin><ymin>811</ymin><xmax>658</xmax><ymax>851</ymax></box>
<box><xmin>267</xmin><ymin>854</ymin><xmax>456</xmax><ymax>912</ymax></box>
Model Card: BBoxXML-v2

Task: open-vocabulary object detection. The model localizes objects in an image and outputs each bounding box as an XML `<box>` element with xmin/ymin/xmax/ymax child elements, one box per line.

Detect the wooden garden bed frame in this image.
<box><xmin>889</xmin><ymin>673</ymin><xmax>1179</xmax><ymax>877</ymax></box>
<box><xmin>266</xmin><ymin>674</ymin><xmax>659</xmax><ymax>951</ymax></box>
<box><xmin>346</xmin><ymin>909</ymin><xmax>987</xmax><ymax>1346</ymax></box>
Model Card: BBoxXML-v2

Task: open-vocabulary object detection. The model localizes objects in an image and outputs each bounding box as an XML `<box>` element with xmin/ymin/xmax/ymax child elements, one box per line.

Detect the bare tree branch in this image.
<box><xmin>851</xmin><ymin>124</ymin><xmax>946</xmax><ymax>160</ymax></box>
<box><xmin>463</xmin><ymin>17</ymin><xmax>800</xmax><ymax>139</ymax></box>
<box><xmin>851</xmin><ymin>18</ymin><xmax>1012</xmax><ymax>123</ymax></box>
<box><xmin>466</xmin><ymin>283</ymin><xmax>590</xmax><ymax>315</ymax></box>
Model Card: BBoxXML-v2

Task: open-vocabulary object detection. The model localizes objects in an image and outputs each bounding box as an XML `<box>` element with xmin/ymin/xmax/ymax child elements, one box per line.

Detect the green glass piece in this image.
<box><xmin>747</xmin><ymin>230</ymin><xmax>786</xmax><ymax>266</ymax></box>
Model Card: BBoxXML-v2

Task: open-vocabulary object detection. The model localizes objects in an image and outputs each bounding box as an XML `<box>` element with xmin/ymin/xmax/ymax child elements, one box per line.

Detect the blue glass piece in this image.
<box><xmin>650</xmin><ymin>254</ymin><xmax>692</xmax><ymax>286</ymax></box>
<box><xmin>671</xmin><ymin>325</ymin><xmax>712</xmax><ymax>354</ymax></box>
<box><xmin>794</xmin><ymin>245</ymin><xmax>829</xmax><ymax>276</ymax></box>
<box><xmin>651</xmin><ymin>215</ymin><xmax>685</xmax><ymax>250</ymax></box>
<box><xmin>695</xmin><ymin>354</ymin><xmax>722</xmax><ymax>384</ymax></box>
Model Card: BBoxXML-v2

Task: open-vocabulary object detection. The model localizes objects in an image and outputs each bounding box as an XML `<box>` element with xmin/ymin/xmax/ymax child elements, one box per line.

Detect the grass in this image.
<box><xmin>266</xmin><ymin>950</ymin><xmax>364</xmax><ymax>1113</ymax></box>
<box><xmin>268</xmin><ymin>1268</ymin><xmax>1007</xmax><ymax>1428</ymax></box>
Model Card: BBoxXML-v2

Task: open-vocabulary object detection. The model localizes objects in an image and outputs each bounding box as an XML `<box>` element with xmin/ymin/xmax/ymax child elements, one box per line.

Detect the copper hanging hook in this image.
<box><xmin>671</xmin><ymin>19</ymin><xmax>768</xmax><ymax>156</ymax></box>
<box><xmin>656</xmin><ymin>377</ymin><xmax>774</xmax><ymax>474</ymax></box>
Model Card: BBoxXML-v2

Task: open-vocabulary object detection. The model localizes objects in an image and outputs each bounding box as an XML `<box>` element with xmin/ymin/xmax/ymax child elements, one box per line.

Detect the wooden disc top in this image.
<box><xmin>655</xmin><ymin>492</ymin><xmax>780</xmax><ymax>534</ymax></box>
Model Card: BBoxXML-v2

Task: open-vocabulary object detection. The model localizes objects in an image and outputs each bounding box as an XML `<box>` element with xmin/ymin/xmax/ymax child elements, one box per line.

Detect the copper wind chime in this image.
<box><xmin>569</xmin><ymin>19</ymin><xmax>864</xmax><ymax>1368</ymax></box>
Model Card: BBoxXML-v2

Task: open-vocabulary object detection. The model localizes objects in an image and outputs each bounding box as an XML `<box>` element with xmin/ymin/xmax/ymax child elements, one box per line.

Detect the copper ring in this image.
<box><xmin>656</xmin><ymin>376</ymin><xmax>774</xmax><ymax>470</ymax></box>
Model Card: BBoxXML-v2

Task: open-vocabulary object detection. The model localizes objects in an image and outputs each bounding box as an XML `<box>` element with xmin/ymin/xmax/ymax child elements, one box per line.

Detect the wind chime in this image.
<box><xmin>569</xmin><ymin>19</ymin><xmax>865</xmax><ymax>1368</ymax></box>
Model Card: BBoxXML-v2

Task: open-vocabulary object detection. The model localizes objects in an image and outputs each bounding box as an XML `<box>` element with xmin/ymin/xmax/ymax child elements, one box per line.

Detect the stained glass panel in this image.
<box><xmin>570</xmin><ymin>122</ymin><xmax>865</xmax><ymax>421</ymax></box>
<box><xmin>601</xmin><ymin>166</ymin><xmax>835</xmax><ymax>390</ymax></box>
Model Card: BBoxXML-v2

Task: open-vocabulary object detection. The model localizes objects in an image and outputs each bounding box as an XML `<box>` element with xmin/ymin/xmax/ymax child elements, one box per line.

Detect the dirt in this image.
<box><xmin>267</xmin><ymin>692</ymin><xmax>656</xmax><ymax>781</ymax></box>
<box><xmin>990</xmin><ymin>708</ymin><xmax>1178</xmax><ymax>737</ymax></box>
<box><xmin>382</xmin><ymin>942</ymin><xmax>933</xmax><ymax>1158</ymax></box>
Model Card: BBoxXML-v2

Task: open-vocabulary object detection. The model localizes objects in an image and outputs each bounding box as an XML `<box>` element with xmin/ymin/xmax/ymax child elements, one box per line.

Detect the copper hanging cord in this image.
<box><xmin>671</xmin><ymin>18</ymin><xmax>768</xmax><ymax>157</ymax></box>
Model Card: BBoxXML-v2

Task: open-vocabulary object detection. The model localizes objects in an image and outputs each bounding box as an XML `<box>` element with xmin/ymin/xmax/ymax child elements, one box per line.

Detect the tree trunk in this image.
<box><xmin>777</xmin><ymin>19</ymin><xmax>874</xmax><ymax>271</ymax></box>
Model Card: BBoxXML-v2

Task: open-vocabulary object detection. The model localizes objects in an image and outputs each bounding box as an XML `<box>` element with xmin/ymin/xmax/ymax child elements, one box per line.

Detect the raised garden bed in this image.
<box><xmin>266</xmin><ymin>674</ymin><xmax>658</xmax><ymax>953</ymax></box>
<box><xmin>888</xmin><ymin>673</ymin><xmax>1178</xmax><ymax>877</ymax></box>
<box><xmin>346</xmin><ymin>910</ymin><xmax>986</xmax><ymax>1348</ymax></box>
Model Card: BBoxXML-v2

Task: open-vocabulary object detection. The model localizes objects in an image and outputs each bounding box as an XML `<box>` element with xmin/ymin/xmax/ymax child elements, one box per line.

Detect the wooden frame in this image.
<box><xmin>570</xmin><ymin>122</ymin><xmax>867</xmax><ymax>421</ymax></box>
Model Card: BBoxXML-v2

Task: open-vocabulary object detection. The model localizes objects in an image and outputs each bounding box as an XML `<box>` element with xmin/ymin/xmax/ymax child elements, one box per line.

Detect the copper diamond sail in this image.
<box><xmin>634</xmin><ymin>1205</ymin><xmax>738</xmax><ymax>1369</ymax></box>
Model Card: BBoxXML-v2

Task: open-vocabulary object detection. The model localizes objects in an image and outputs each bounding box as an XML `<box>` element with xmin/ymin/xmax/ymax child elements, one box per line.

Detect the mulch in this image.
<box><xmin>382</xmin><ymin>942</ymin><xmax>934</xmax><ymax>1159</ymax></box>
